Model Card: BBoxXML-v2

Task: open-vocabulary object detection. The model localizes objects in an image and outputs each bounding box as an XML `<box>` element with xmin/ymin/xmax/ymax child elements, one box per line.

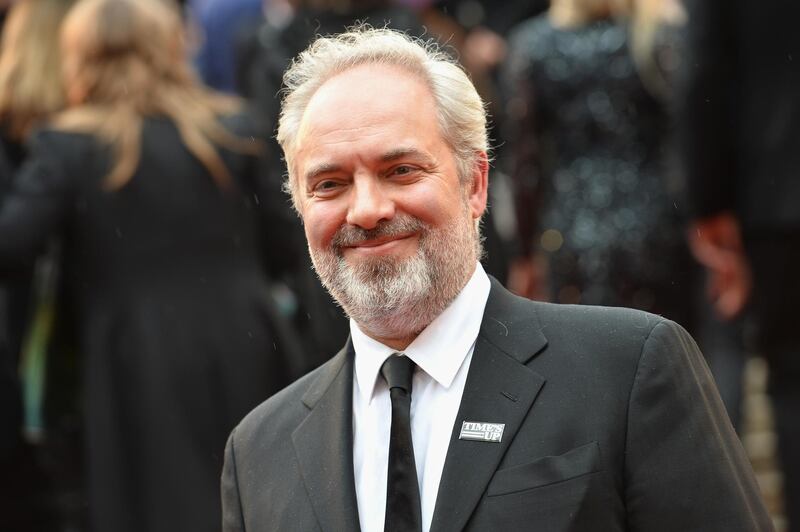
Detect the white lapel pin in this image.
<box><xmin>459</xmin><ymin>421</ymin><xmax>505</xmax><ymax>443</ymax></box>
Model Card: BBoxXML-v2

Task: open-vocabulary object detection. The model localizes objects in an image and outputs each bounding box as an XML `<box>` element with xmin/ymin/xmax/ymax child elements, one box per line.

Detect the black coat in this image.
<box><xmin>222</xmin><ymin>278</ymin><xmax>771</xmax><ymax>531</ymax></box>
<box><xmin>678</xmin><ymin>0</ymin><xmax>800</xmax><ymax>231</ymax></box>
<box><xmin>0</xmin><ymin>131</ymin><xmax>28</xmax><ymax>460</ymax></box>
<box><xmin>0</xmin><ymin>114</ymin><xmax>300</xmax><ymax>532</ymax></box>
<box><xmin>678</xmin><ymin>6</ymin><xmax>800</xmax><ymax>524</ymax></box>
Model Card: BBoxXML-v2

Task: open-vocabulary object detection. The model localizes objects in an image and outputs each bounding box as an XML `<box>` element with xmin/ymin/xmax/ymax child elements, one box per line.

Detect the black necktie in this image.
<box><xmin>380</xmin><ymin>355</ymin><xmax>422</xmax><ymax>532</ymax></box>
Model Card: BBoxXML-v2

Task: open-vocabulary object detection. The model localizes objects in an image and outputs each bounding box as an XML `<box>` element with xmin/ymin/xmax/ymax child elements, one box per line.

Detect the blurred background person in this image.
<box><xmin>410</xmin><ymin>0</ymin><xmax>548</xmax><ymax>134</ymax></box>
<box><xmin>0</xmin><ymin>0</ymin><xmax>302</xmax><ymax>530</ymax></box>
<box><xmin>236</xmin><ymin>0</ymin><xmax>422</xmax><ymax>112</ymax></box>
<box><xmin>0</xmin><ymin>0</ymin><xmax>73</xmax><ymax>529</ymax></box>
<box><xmin>501</xmin><ymin>0</ymin><xmax>694</xmax><ymax>327</ymax></box>
<box><xmin>192</xmin><ymin>0</ymin><xmax>263</xmax><ymax>93</ymax></box>
<box><xmin>679</xmin><ymin>0</ymin><xmax>800</xmax><ymax>528</ymax></box>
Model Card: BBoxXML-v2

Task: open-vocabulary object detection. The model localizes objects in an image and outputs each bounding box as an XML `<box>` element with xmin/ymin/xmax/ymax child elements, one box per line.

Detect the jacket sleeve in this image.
<box><xmin>221</xmin><ymin>428</ymin><xmax>246</xmax><ymax>532</ymax></box>
<box><xmin>624</xmin><ymin>319</ymin><xmax>773</xmax><ymax>531</ymax></box>
<box><xmin>0</xmin><ymin>130</ymin><xmax>76</xmax><ymax>271</ymax></box>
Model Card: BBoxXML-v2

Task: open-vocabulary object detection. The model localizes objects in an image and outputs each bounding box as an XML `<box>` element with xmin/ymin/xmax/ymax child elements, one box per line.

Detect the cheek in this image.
<box><xmin>303</xmin><ymin>205</ymin><xmax>344</xmax><ymax>250</ymax></box>
<box><xmin>402</xmin><ymin>185</ymin><xmax>460</xmax><ymax>227</ymax></box>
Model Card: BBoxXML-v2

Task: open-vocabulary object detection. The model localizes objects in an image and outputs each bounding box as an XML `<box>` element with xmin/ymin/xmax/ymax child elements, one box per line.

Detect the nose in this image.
<box><xmin>345</xmin><ymin>176</ymin><xmax>395</xmax><ymax>229</ymax></box>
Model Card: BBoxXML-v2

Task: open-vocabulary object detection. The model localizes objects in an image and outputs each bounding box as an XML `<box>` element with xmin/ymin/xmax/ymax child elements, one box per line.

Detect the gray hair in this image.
<box><xmin>276</xmin><ymin>25</ymin><xmax>489</xmax><ymax>207</ymax></box>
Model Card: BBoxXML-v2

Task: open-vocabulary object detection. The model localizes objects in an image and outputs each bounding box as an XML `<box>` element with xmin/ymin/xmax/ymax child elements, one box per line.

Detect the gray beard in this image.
<box><xmin>309</xmin><ymin>209</ymin><xmax>479</xmax><ymax>340</ymax></box>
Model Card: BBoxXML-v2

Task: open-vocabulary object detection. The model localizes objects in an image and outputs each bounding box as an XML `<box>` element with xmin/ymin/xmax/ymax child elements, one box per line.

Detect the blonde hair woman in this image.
<box><xmin>503</xmin><ymin>0</ymin><xmax>693</xmax><ymax>322</ymax></box>
<box><xmin>0</xmin><ymin>0</ymin><xmax>299</xmax><ymax>530</ymax></box>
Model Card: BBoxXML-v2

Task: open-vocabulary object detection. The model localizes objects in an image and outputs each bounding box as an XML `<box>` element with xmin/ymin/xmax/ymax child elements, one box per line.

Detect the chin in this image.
<box><xmin>347</xmin><ymin>299</ymin><xmax>436</xmax><ymax>340</ymax></box>
<box><xmin>312</xmin><ymin>207</ymin><xmax>480</xmax><ymax>341</ymax></box>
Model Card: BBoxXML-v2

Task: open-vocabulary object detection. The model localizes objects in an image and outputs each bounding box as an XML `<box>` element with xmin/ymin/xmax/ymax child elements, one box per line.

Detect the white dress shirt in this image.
<box><xmin>351</xmin><ymin>263</ymin><xmax>491</xmax><ymax>532</ymax></box>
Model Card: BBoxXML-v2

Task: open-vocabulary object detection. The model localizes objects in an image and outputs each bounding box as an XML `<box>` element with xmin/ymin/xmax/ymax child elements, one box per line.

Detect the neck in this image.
<box><xmin>353</xmin><ymin>305</ymin><xmax>429</xmax><ymax>350</ymax></box>
<box><xmin>363</xmin><ymin>330</ymin><xmax>417</xmax><ymax>352</ymax></box>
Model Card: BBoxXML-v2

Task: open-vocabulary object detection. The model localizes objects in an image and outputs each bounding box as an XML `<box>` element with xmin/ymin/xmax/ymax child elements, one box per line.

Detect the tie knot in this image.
<box><xmin>380</xmin><ymin>355</ymin><xmax>415</xmax><ymax>394</ymax></box>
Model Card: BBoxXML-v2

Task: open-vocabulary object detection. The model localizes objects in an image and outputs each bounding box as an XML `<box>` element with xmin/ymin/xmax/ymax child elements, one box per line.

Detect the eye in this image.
<box><xmin>388</xmin><ymin>165</ymin><xmax>419</xmax><ymax>178</ymax></box>
<box><xmin>310</xmin><ymin>179</ymin><xmax>345</xmax><ymax>198</ymax></box>
<box><xmin>317</xmin><ymin>180</ymin><xmax>339</xmax><ymax>190</ymax></box>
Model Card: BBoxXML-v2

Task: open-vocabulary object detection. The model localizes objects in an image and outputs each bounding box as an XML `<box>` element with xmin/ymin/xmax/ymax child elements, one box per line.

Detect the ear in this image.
<box><xmin>466</xmin><ymin>151</ymin><xmax>489</xmax><ymax>221</ymax></box>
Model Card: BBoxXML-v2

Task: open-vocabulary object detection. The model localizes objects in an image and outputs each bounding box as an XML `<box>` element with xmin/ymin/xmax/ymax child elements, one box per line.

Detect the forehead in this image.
<box><xmin>294</xmin><ymin>64</ymin><xmax>445</xmax><ymax>176</ymax></box>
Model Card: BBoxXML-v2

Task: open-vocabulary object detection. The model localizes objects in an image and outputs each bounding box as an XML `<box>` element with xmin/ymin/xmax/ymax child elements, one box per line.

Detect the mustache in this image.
<box><xmin>331</xmin><ymin>215</ymin><xmax>426</xmax><ymax>248</ymax></box>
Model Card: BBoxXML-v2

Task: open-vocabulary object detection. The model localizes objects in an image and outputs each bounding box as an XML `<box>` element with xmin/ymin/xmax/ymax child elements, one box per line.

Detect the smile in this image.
<box><xmin>342</xmin><ymin>233</ymin><xmax>417</xmax><ymax>256</ymax></box>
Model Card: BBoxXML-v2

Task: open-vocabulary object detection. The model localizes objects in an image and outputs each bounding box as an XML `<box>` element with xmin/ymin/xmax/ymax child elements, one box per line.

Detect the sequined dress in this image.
<box><xmin>503</xmin><ymin>16</ymin><xmax>693</xmax><ymax>322</ymax></box>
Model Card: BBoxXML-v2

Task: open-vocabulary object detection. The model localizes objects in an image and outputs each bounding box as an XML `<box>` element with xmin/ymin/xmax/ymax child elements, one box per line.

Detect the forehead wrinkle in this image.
<box><xmin>300</xmin><ymin>126</ymin><xmax>416</xmax><ymax>177</ymax></box>
<box><xmin>298</xmin><ymin>121</ymin><xmax>386</xmax><ymax>157</ymax></box>
<box><xmin>313</xmin><ymin>124</ymin><xmax>387</xmax><ymax>143</ymax></box>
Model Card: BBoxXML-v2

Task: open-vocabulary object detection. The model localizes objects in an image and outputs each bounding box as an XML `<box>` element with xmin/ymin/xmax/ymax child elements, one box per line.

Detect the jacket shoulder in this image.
<box><xmin>531</xmin><ymin>300</ymin><xmax>666</xmax><ymax>337</ymax></box>
<box><xmin>486</xmin><ymin>280</ymin><xmax>668</xmax><ymax>348</ymax></box>
<box><xmin>482</xmin><ymin>282</ymin><xmax>681</xmax><ymax>386</ymax></box>
<box><xmin>231</xmin><ymin>355</ymin><xmax>339</xmax><ymax>447</ymax></box>
<box><xmin>539</xmin><ymin>300</ymin><xmax>673</xmax><ymax>357</ymax></box>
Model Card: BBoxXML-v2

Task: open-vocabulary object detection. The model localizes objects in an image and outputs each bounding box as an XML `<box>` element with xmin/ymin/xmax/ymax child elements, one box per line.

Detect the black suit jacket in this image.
<box><xmin>222</xmin><ymin>279</ymin><xmax>771</xmax><ymax>531</ymax></box>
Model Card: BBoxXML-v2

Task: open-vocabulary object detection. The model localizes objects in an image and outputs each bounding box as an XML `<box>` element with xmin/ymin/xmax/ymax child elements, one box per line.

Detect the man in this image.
<box><xmin>679</xmin><ymin>0</ymin><xmax>800</xmax><ymax>529</ymax></box>
<box><xmin>222</xmin><ymin>27</ymin><xmax>772</xmax><ymax>531</ymax></box>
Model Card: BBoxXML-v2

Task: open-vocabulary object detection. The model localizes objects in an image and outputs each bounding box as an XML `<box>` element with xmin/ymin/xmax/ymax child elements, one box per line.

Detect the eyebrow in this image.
<box><xmin>379</xmin><ymin>147</ymin><xmax>433</xmax><ymax>164</ymax></box>
<box><xmin>304</xmin><ymin>162</ymin><xmax>342</xmax><ymax>184</ymax></box>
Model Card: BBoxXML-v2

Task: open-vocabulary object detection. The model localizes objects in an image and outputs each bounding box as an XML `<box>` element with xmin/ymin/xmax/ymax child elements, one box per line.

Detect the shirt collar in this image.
<box><xmin>352</xmin><ymin>263</ymin><xmax>491</xmax><ymax>402</ymax></box>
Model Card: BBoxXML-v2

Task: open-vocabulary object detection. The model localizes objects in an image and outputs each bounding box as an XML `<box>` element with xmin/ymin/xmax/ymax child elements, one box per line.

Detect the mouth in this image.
<box><xmin>342</xmin><ymin>232</ymin><xmax>417</xmax><ymax>256</ymax></box>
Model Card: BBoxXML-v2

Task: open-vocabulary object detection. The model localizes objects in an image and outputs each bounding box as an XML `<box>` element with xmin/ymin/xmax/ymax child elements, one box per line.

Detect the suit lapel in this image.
<box><xmin>292</xmin><ymin>342</ymin><xmax>361</xmax><ymax>532</ymax></box>
<box><xmin>430</xmin><ymin>279</ymin><xmax>548</xmax><ymax>532</ymax></box>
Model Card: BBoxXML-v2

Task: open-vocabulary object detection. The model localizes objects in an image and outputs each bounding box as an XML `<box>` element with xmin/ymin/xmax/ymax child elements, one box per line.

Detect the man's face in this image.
<box><xmin>292</xmin><ymin>63</ymin><xmax>487</xmax><ymax>342</ymax></box>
